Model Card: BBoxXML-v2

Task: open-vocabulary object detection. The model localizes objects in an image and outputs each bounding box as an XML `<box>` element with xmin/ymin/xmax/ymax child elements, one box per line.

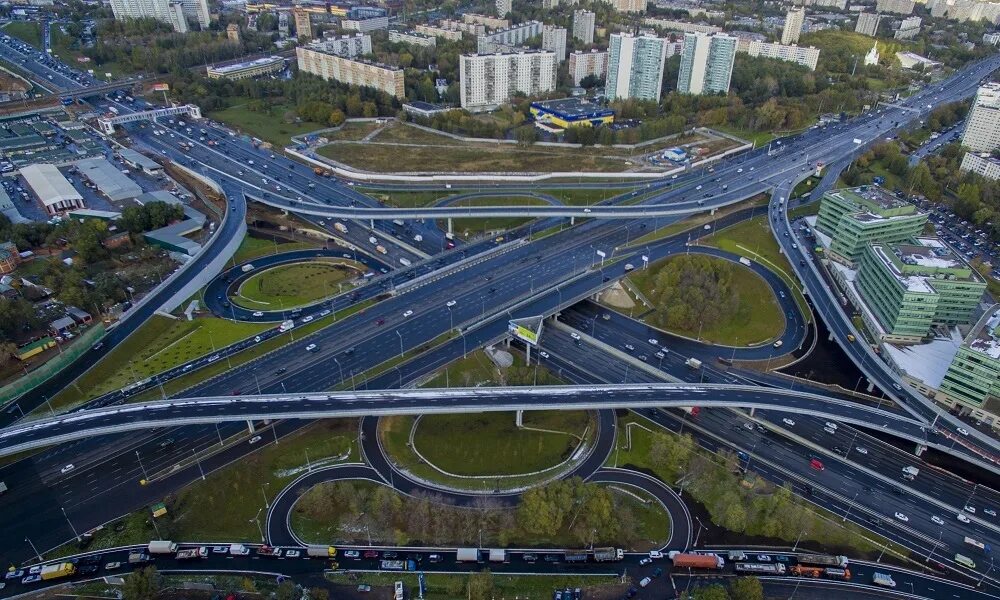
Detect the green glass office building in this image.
<box><xmin>816</xmin><ymin>187</ymin><xmax>928</xmax><ymax>265</ymax></box>
<box><xmin>938</xmin><ymin>306</ymin><xmax>1000</xmax><ymax>425</ymax></box>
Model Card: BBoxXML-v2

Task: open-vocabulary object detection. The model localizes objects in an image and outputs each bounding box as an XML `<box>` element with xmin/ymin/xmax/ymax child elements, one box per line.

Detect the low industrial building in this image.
<box><xmin>816</xmin><ymin>186</ymin><xmax>928</xmax><ymax>265</ymax></box>
<box><xmin>855</xmin><ymin>238</ymin><xmax>986</xmax><ymax>342</ymax></box>
<box><xmin>937</xmin><ymin>305</ymin><xmax>1000</xmax><ymax>426</ymax></box>
<box><xmin>403</xmin><ymin>102</ymin><xmax>452</xmax><ymax>119</ymax></box>
<box><xmin>20</xmin><ymin>163</ymin><xmax>84</xmax><ymax>215</ymax></box>
<box><xmin>75</xmin><ymin>157</ymin><xmax>143</xmax><ymax>202</ymax></box>
<box><xmin>529</xmin><ymin>98</ymin><xmax>615</xmax><ymax>129</ymax></box>
<box><xmin>118</xmin><ymin>148</ymin><xmax>163</xmax><ymax>176</ymax></box>
<box><xmin>895</xmin><ymin>51</ymin><xmax>941</xmax><ymax>70</ymax></box>
<box><xmin>206</xmin><ymin>56</ymin><xmax>285</xmax><ymax>80</ymax></box>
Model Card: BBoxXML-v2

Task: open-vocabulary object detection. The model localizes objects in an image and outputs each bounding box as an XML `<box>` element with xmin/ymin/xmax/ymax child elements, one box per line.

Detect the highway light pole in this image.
<box><xmin>925</xmin><ymin>530</ymin><xmax>943</xmax><ymax>563</ymax></box>
<box><xmin>395</xmin><ymin>330</ymin><xmax>404</xmax><ymax>358</ymax></box>
<box><xmin>61</xmin><ymin>507</ymin><xmax>80</xmax><ymax>541</ymax></box>
<box><xmin>261</xmin><ymin>482</ymin><xmax>270</xmax><ymax>509</ymax></box>
<box><xmin>977</xmin><ymin>556</ymin><xmax>994</xmax><ymax>587</ymax></box>
<box><xmin>333</xmin><ymin>357</ymin><xmax>344</xmax><ymax>384</ymax></box>
<box><xmin>842</xmin><ymin>492</ymin><xmax>859</xmax><ymax>522</ymax></box>
<box><xmin>25</xmin><ymin>537</ymin><xmax>42</xmax><ymax>563</ymax></box>
<box><xmin>135</xmin><ymin>450</ymin><xmax>149</xmax><ymax>482</ymax></box>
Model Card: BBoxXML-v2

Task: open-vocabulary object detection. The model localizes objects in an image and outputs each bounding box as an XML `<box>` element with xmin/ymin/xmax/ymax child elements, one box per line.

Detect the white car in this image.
<box><xmin>894</xmin><ymin>512</ymin><xmax>909</xmax><ymax>522</ymax></box>
<box><xmin>305</xmin><ymin>343</ymin><xmax>318</xmax><ymax>352</ymax></box>
<box><xmin>539</xmin><ymin>351</ymin><xmax>550</xmax><ymax>359</ymax></box>
<box><xmin>252</xmin><ymin>311</ymin><xmax>264</xmax><ymax>317</ymax></box>
<box><xmin>855</xmin><ymin>446</ymin><xmax>868</xmax><ymax>455</ymax></box>
<box><xmin>985</xmin><ymin>509</ymin><xmax>997</xmax><ymax>517</ymax></box>
<box><xmin>648</xmin><ymin>338</ymin><xmax>658</xmax><ymax>346</ymax></box>
<box><xmin>446</xmin><ymin>300</ymin><xmax>457</xmax><ymax>307</ymax></box>
<box><xmin>824</xmin><ymin>421</ymin><xmax>838</xmax><ymax>431</ymax></box>
<box><xmin>957</xmin><ymin>427</ymin><xmax>969</xmax><ymax>436</ymax></box>
<box><xmin>958</xmin><ymin>513</ymin><xmax>971</xmax><ymax>523</ymax></box>
<box><xmin>302</xmin><ymin>316</ymin><xmax>314</xmax><ymax>323</ymax></box>
<box><xmin>931</xmin><ymin>516</ymin><xmax>944</xmax><ymax>526</ymax></box>
<box><xmin>782</xmin><ymin>418</ymin><xmax>795</xmax><ymax>427</ymax></box>
<box><xmin>964</xmin><ymin>505</ymin><xmax>976</xmax><ymax>514</ymax></box>
<box><xmin>624</xmin><ymin>344</ymin><xmax>635</xmax><ymax>351</ymax></box>
<box><xmin>639</xmin><ymin>577</ymin><xmax>651</xmax><ymax>588</ymax></box>
<box><xmin>249</xmin><ymin>435</ymin><xmax>262</xmax><ymax>445</ymax></box>
<box><xmin>649</xmin><ymin>550</ymin><xmax>663</xmax><ymax>559</ymax></box>
<box><xmin>639</xmin><ymin>557</ymin><xmax>652</xmax><ymax>566</ymax></box>
<box><xmin>61</xmin><ymin>464</ymin><xmax>75</xmax><ymax>474</ymax></box>
<box><xmin>403</xmin><ymin>310</ymin><xmax>413</xmax><ymax>318</ymax></box>
<box><xmin>285</xmin><ymin>550</ymin><xmax>301</xmax><ymax>558</ymax></box>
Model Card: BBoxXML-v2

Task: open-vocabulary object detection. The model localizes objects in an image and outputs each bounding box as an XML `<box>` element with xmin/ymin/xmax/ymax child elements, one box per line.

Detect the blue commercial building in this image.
<box><xmin>529</xmin><ymin>98</ymin><xmax>615</xmax><ymax>129</ymax></box>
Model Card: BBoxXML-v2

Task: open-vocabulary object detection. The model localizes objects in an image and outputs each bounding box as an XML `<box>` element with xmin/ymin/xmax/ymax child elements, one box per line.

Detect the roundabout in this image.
<box><xmin>231</xmin><ymin>260</ymin><xmax>364</xmax><ymax>311</ymax></box>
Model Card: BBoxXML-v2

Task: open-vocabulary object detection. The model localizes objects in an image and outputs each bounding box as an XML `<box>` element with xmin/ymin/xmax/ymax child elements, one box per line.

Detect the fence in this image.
<box><xmin>0</xmin><ymin>323</ymin><xmax>106</xmax><ymax>406</ymax></box>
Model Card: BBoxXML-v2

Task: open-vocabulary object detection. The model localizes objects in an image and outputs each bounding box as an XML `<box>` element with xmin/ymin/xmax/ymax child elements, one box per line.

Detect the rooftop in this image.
<box><xmin>967</xmin><ymin>305</ymin><xmax>1000</xmax><ymax>360</ymax></box>
<box><xmin>19</xmin><ymin>163</ymin><xmax>82</xmax><ymax>206</ymax></box>
<box><xmin>75</xmin><ymin>157</ymin><xmax>142</xmax><ymax>202</ymax></box>
<box><xmin>208</xmin><ymin>55</ymin><xmax>284</xmax><ymax>74</ymax></box>
<box><xmin>894</xmin><ymin>238</ymin><xmax>962</xmax><ymax>270</ymax></box>
<box><xmin>872</xmin><ymin>244</ymin><xmax>936</xmax><ymax>293</ymax></box>
<box><xmin>839</xmin><ymin>185</ymin><xmax>911</xmax><ymax>211</ymax></box>
<box><xmin>883</xmin><ymin>328</ymin><xmax>964</xmax><ymax>388</ymax></box>
<box><xmin>530</xmin><ymin>97</ymin><xmax>615</xmax><ymax>118</ymax></box>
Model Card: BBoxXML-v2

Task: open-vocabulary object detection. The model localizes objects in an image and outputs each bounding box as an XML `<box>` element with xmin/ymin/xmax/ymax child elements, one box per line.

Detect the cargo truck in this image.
<box><xmin>488</xmin><ymin>549</ymin><xmax>507</xmax><ymax>563</ymax></box>
<box><xmin>456</xmin><ymin>548</ymin><xmax>479</xmax><ymax>562</ymax></box>
<box><xmin>853</xmin><ymin>138</ymin><xmax>863</xmax><ymax>144</ymax></box>
<box><xmin>564</xmin><ymin>553</ymin><xmax>588</xmax><ymax>563</ymax></box>
<box><xmin>175</xmin><ymin>547</ymin><xmax>207</xmax><ymax>560</ymax></box>
<box><xmin>735</xmin><ymin>563</ymin><xmax>785</xmax><ymax>575</ymax></box>
<box><xmin>40</xmin><ymin>563</ymin><xmax>76</xmax><ymax>581</ymax></box>
<box><xmin>668</xmin><ymin>552</ymin><xmax>724</xmax><ymax>569</ymax></box>
<box><xmin>307</xmin><ymin>546</ymin><xmax>336</xmax><ymax>558</ymax></box>
<box><xmin>739</xmin><ymin>257</ymin><xmax>752</xmax><ymax>267</ymax></box>
<box><xmin>148</xmin><ymin>541</ymin><xmax>178</xmax><ymax>554</ymax></box>
<box><xmin>375</xmin><ymin>245</ymin><xmax>387</xmax><ymax>255</ymax></box>
<box><xmin>334</xmin><ymin>223</ymin><xmax>348</xmax><ymax>234</ymax></box>
<box><xmin>824</xmin><ymin>568</ymin><xmax>851</xmax><ymax>580</ymax></box>
<box><xmin>229</xmin><ymin>544</ymin><xmax>250</xmax><ymax>555</ymax></box>
<box><xmin>902</xmin><ymin>466</ymin><xmax>919</xmax><ymax>480</ymax></box>
<box><xmin>279</xmin><ymin>320</ymin><xmax>295</xmax><ymax>332</ymax></box>
<box><xmin>380</xmin><ymin>560</ymin><xmax>416</xmax><ymax>571</ymax></box>
<box><xmin>592</xmin><ymin>547</ymin><xmax>623</xmax><ymax>562</ymax></box>
<box><xmin>872</xmin><ymin>573</ymin><xmax>896</xmax><ymax>587</ymax></box>
<box><xmin>685</xmin><ymin>358</ymin><xmax>702</xmax><ymax>369</ymax></box>
<box><xmin>798</xmin><ymin>554</ymin><xmax>849</xmax><ymax>568</ymax></box>
<box><xmin>789</xmin><ymin>565</ymin><xmax>824</xmax><ymax>577</ymax></box>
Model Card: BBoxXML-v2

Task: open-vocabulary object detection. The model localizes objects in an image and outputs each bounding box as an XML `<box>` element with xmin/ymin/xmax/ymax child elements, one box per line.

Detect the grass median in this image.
<box><xmin>230</xmin><ymin>236</ymin><xmax>320</xmax><ymax>265</ymax></box>
<box><xmin>325</xmin><ymin>571</ymin><xmax>627</xmax><ymax>600</ymax></box>
<box><xmin>233</xmin><ymin>261</ymin><xmax>360</xmax><ymax>310</ymax></box>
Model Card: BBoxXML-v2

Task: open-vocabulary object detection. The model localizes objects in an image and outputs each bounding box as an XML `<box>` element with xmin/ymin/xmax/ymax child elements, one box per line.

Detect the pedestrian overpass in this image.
<box><xmin>97</xmin><ymin>104</ymin><xmax>202</xmax><ymax>135</ymax></box>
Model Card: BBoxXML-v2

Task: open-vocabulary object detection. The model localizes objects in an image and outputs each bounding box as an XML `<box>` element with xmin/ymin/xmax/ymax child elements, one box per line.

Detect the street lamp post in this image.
<box><xmin>25</xmin><ymin>537</ymin><xmax>42</xmax><ymax>563</ymax></box>
<box><xmin>135</xmin><ymin>450</ymin><xmax>149</xmax><ymax>482</ymax></box>
<box><xmin>333</xmin><ymin>356</ymin><xmax>344</xmax><ymax>384</ymax></box>
<box><xmin>194</xmin><ymin>449</ymin><xmax>205</xmax><ymax>480</ymax></box>
<box><xmin>61</xmin><ymin>507</ymin><xmax>80</xmax><ymax>541</ymax></box>
<box><xmin>842</xmin><ymin>492</ymin><xmax>859</xmax><ymax>522</ymax></box>
<box><xmin>395</xmin><ymin>330</ymin><xmax>404</xmax><ymax>358</ymax></box>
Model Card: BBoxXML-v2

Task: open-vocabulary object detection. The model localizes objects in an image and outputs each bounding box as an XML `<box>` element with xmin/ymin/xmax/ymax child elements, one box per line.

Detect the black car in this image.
<box><xmin>522</xmin><ymin>554</ymin><xmax>537</xmax><ymax>563</ymax></box>
<box><xmin>78</xmin><ymin>554</ymin><xmax>101</xmax><ymax>566</ymax></box>
<box><xmin>78</xmin><ymin>565</ymin><xmax>99</xmax><ymax>575</ymax></box>
<box><xmin>544</xmin><ymin>554</ymin><xmax>561</xmax><ymax>563</ymax></box>
<box><xmin>382</xmin><ymin>551</ymin><xmax>398</xmax><ymax>559</ymax></box>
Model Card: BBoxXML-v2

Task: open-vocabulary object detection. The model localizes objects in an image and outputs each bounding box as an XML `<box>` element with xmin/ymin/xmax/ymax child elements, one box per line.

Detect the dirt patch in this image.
<box><xmin>598</xmin><ymin>282</ymin><xmax>636</xmax><ymax>309</ymax></box>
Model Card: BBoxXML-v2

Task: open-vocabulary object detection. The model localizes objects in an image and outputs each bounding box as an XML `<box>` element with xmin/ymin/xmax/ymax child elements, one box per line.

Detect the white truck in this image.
<box><xmin>853</xmin><ymin>138</ymin><xmax>863</xmax><ymax>144</ymax></box>
<box><xmin>334</xmin><ymin>222</ymin><xmax>348</xmax><ymax>234</ymax></box>
<box><xmin>902</xmin><ymin>466</ymin><xmax>919</xmax><ymax>480</ymax></box>
<box><xmin>686</xmin><ymin>358</ymin><xmax>703</xmax><ymax>369</ymax></box>
<box><xmin>456</xmin><ymin>548</ymin><xmax>479</xmax><ymax>562</ymax></box>
<box><xmin>148</xmin><ymin>541</ymin><xmax>178</xmax><ymax>554</ymax></box>
<box><xmin>739</xmin><ymin>257</ymin><xmax>752</xmax><ymax>267</ymax></box>
<box><xmin>279</xmin><ymin>320</ymin><xmax>294</xmax><ymax>332</ymax></box>
<box><xmin>488</xmin><ymin>549</ymin><xmax>507</xmax><ymax>563</ymax></box>
<box><xmin>872</xmin><ymin>573</ymin><xmax>896</xmax><ymax>588</ymax></box>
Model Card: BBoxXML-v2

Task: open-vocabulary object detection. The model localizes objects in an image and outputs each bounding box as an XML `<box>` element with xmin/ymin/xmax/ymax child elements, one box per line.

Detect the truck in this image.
<box><xmin>964</xmin><ymin>537</ymin><xmax>989</xmax><ymax>552</ymax></box>
<box><xmin>394</xmin><ymin>581</ymin><xmax>404</xmax><ymax>600</ymax></box>
<box><xmin>456</xmin><ymin>548</ymin><xmax>479</xmax><ymax>562</ymax></box>
<box><xmin>445</xmin><ymin>232</ymin><xmax>455</xmax><ymax>241</ymax></box>
<box><xmin>789</xmin><ymin>565</ymin><xmax>824</xmax><ymax>577</ymax></box>
<box><xmin>229</xmin><ymin>544</ymin><xmax>250</xmax><ymax>555</ymax></box>
<box><xmin>334</xmin><ymin>222</ymin><xmax>348</xmax><ymax>234</ymax></box>
<box><xmin>564</xmin><ymin>552</ymin><xmax>588</xmax><ymax>563</ymax></box>
<box><xmin>375</xmin><ymin>245</ymin><xmax>387</xmax><ymax>255</ymax></box>
<box><xmin>853</xmin><ymin>138</ymin><xmax>863</xmax><ymax>144</ymax></box>
<box><xmin>872</xmin><ymin>572</ymin><xmax>896</xmax><ymax>588</ymax></box>
<box><xmin>313</xmin><ymin>167</ymin><xmax>324</xmax><ymax>176</ymax></box>
<box><xmin>307</xmin><ymin>545</ymin><xmax>336</xmax><ymax>558</ymax></box>
<box><xmin>40</xmin><ymin>563</ymin><xmax>76</xmax><ymax>581</ymax></box>
<box><xmin>739</xmin><ymin>257</ymin><xmax>752</xmax><ymax>267</ymax></box>
<box><xmin>399</xmin><ymin>257</ymin><xmax>411</xmax><ymax>267</ymax></box>
<box><xmin>668</xmin><ymin>552</ymin><xmax>724</xmax><ymax>569</ymax></box>
<box><xmin>148</xmin><ymin>541</ymin><xmax>178</xmax><ymax>554</ymax></box>
<box><xmin>592</xmin><ymin>547</ymin><xmax>623</xmax><ymax>562</ymax></box>
<box><xmin>127</xmin><ymin>552</ymin><xmax>150</xmax><ymax>565</ymax></box>
<box><xmin>257</xmin><ymin>545</ymin><xmax>282</xmax><ymax>557</ymax></box>
<box><xmin>279</xmin><ymin>320</ymin><xmax>295</xmax><ymax>333</ymax></box>
<box><xmin>380</xmin><ymin>560</ymin><xmax>416</xmax><ymax>571</ymax></box>
<box><xmin>175</xmin><ymin>547</ymin><xmax>207</xmax><ymax>560</ymax></box>
<box><xmin>488</xmin><ymin>549</ymin><xmax>507</xmax><ymax>563</ymax></box>
<box><xmin>799</xmin><ymin>554</ymin><xmax>849</xmax><ymax>568</ymax></box>
<box><xmin>824</xmin><ymin>568</ymin><xmax>851</xmax><ymax>580</ymax></box>
<box><xmin>735</xmin><ymin>563</ymin><xmax>785</xmax><ymax>575</ymax></box>
<box><xmin>685</xmin><ymin>358</ymin><xmax>703</xmax><ymax>369</ymax></box>
<box><xmin>241</xmin><ymin>263</ymin><xmax>255</xmax><ymax>273</ymax></box>
<box><xmin>902</xmin><ymin>466</ymin><xmax>919</xmax><ymax>480</ymax></box>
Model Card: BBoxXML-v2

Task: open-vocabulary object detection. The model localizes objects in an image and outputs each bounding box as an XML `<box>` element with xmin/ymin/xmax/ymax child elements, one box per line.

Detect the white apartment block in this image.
<box><xmin>388</xmin><ymin>30</ymin><xmax>437</xmax><ymax>48</ymax></box>
<box><xmin>855</xmin><ymin>12</ymin><xmax>882</xmax><ymax>36</ymax></box>
<box><xmin>497</xmin><ymin>0</ymin><xmax>512</xmax><ymax>17</ymax></box>
<box><xmin>569</xmin><ymin>50</ymin><xmax>608</xmax><ymax>86</ymax></box>
<box><xmin>676</xmin><ymin>31</ymin><xmax>737</xmax><ymax>95</ymax></box>
<box><xmin>928</xmin><ymin>0</ymin><xmax>1000</xmax><ymax>21</ymax></box>
<box><xmin>463</xmin><ymin>13</ymin><xmax>509</xmax><ymax>29</ymax></box>
<box><xmin>543</xmin><ymin>25</ymin><xmax>568</xmax><ymax>62</ymax></box>
<box><xmin>179</xmin><ymin>0</ymin><xmax>209</xmax><ymax>28</ymax></box>
<box><xmin>296</xmin><ymin>45</ymin><xmax>405</xmax><ymax>98</ymax></box>
<box><xmin>543</xmin><ymin>0</ymin><xmax>559</xmax><ymax>7</ymax></box>
<box><xmin>743</xmin><ymin>40</ymin><xmax>820</xmax><ymax>70</ymax></box>
<box><xmin>782</xmin><ymin>7</ymin><xmax>805</xmax><ymax>45</ymax></box>
<box><xmin>477</xmin><ymin>21</ymin><xmax>543</xmax><ymax>53</ymax></box>
<box><xmin>415</xmin><ymin>24</ymin><xmax>465</xmax><ymax>41</ymax></box>
<box><xmin>960</xmin><ymin>152</ymin><xmax>1000</xmax><ymax>180</ymax></box>
<box><xmin>602</xmin><ymin>0</ymin><xmax>647</xmax><ymax>12</ymax></box>
<box><xmin>607</xmin><ymin>33</ymin><xmax>669</xmax><ymax>100</ymax></box>
<box><xmin>308</xmin><ymin>34</ymin><xmax>372</xmax><ymax>58</ymax></box>
<box><xmin>792</xmin><ymin>0</ymin><xmax>847</xmax><ymax>8</ymax></box>
<box><xmin>962</xmin><ymin>83</ymin><xmax>1000</xmax><ymax>152</ymax></box>
<box><xmin>460</xmin><ymin>51</ymin><xmax>557</xmax><ymax>110</ymax></box>
<box><xmin>573</xmin><ymin>9</ymin><xmax>596</xmax><ymax>44</ymax></box>
<box><xmin>439</xmin><ymin>19</ymin><xmax>486</xmax><ymax>35</ymax></box>
<box><xmin>877</xmin><ymin>0</ymin><xmax>916</xmax><ymax>13</ymax></box>
<box><xmin>643</xmin><ymin>17</ymin><xmax>722</xmax><ymax>34</ymax></box>
<box><xmin>109</xmin><ymin>0</ymin><xmax>188</xmax><ymax>32</ymax></box>
<box><xmin>895</xmin><ymin>16</ymin><xmax>922</xmax><ymax>39</ymax></box>
<box><xmin>342</xmin><ymin>15</ymin><xmax>389</xmax><ymax>32</ymax></box>
<box><xmin>985</xmin><ymin>31</ymin><xmax>1000</xmax><ymax>44</ymax></box>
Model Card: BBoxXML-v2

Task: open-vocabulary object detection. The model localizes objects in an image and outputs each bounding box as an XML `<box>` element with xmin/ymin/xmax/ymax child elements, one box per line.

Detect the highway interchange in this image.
<box><xmin>0</xmin><ymin>41</ymin><xmax>999</xmax><ymax>600</ymax></box>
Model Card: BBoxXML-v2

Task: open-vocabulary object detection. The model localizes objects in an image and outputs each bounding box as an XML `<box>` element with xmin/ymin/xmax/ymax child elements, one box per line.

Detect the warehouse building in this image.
<box><xmin>206</xmin><ymin>56</ymin><xmax>285</xmax><ymax>80</ymax></box>
<box><xmin>20</xmin><ymin>163</ymin><xmax>84</xmax><ymax>215</ymax></box>
<box><xmin>75</xmin><ymin>158</ymin><xmax>143</xmax><ymax>202</ymax></box>
<box><xmin>118</xmin><ymin>148</ymin><xmax>163</xmax><ymax>176</ymax></box>
<box><xmin>529</xmin><ymin>98</ymin><xmax>615</xmax><ymax>129</ymax></box>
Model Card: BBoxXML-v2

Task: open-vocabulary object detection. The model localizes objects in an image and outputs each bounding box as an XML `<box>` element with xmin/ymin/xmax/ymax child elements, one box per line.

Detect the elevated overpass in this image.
<box><xmin>58</xmin><ymin>79</ymin><xmax>136</xmax><ymax>100</ymax></box>
<box><xmin>0</xmin><ymin>384</ymin><xmax>934</xmax><ymax>457</ymax></box>
<box><xmin>97</xmin><ymin>104</ymin><xmax>202</xmax><ymax>135</ymax></box>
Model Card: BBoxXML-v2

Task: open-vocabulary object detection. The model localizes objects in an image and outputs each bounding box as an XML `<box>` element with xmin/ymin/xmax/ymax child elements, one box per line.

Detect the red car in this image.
<box><xmin>809</xmin><ymin>458</ymin><xmax>825</xmax><ymax>471</ymax></box>
<box><xmin>363</xmin><ymin>550</ymin><xmax>379</xmax><ymax>559</ymax></box>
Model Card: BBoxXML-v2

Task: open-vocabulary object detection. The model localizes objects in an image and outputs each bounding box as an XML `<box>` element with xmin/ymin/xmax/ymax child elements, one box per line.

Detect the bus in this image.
<box><xmin>955</xmin><ymin>554</ymin><xmax>977</xmax><ymax>569</ymax></box>
<box><xmin>964</xmin><ymin>537</ymin><xmax>987</xmax><ymax>551</ymax></box>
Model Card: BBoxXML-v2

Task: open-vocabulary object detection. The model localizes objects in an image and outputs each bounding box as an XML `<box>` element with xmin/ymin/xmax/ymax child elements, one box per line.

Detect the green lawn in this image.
<box><xmin>368</xmin><ymin>186</ymin><xmax>636</xmax><ymax>210</ymax></box>
<box><xmin>326</xmin><ymin>120</ymin><xmax>382</xmax><ymax>141</ymax></box>
<box><xmin>49</xmin><ymin>316</ymin><xmax>270</xmax><ymax>410</ymax></box>
<box><xmin>412</xmin><ymin>411</ymin><xmax>591</xmax><ymax>476</ymax></box>
<box><xmin>208</xmin><ymin>103</ymin><xmax>325</xmax><ymax>148</ymax></box>
<box><xmin>714</xmin><ymin>124</ymin><xmax>774</xmax><ymax>147</ymax></box>
<box><xmin>788</xmin><ymin>201</ymin><xmax>821</xmax><ymax>220</ymax></box>
<box><xmin>628</xmin><ymin>254</ymin><xmax>785</xmax><ymax>346</ymax></box>
<box><xmin>231</xmin><ymin>235</ymin><xmax>320</xmax><ymax>264</ymax></box>
<box><xmin>325</xmin><ymin>570</ymin><xmax>626</xmax><ymax>600</ymax></box>
<box><xmin>4</xmin><ymin>22</ymin><xmax>41</xmax><ymax>47</ymax></box>
<box><xmin>233</xmin><ymin>262</ymin><xmax>358</xmax><ymax>309</ymax></box>
<box><xmin>440</xmin><ymin>196</ymin><xmax>550</xmax><ymax>234</ymax></box>
<box><xmin>702</xmin><ymin>215</ymin><xmax>809</xmax><ymax>317</ymax></box>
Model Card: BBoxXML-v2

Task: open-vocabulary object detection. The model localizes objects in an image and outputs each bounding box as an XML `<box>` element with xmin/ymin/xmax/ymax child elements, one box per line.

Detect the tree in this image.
<box><xmin>649</xmin><ymin>432</ymin><xmax>695</xmax><ymax>478</ymax></box>
<box><xmin>0</xmin><ymin>341</ymin><xmax>17</xmax><ymax>368</ymax></box>
<box><xmin>648</xmin><ymin>255</ymin><xmax>739</xmax><ymax>334</ymax></box>
<box><xmin>309</xmin><ymin>588</ymin><xmax>330</xmax><ymax>600</ymax></box>
<box><xmin>728</xmin><ymin>577</ymin><xmax>763</xmax><ymax>600</ymax></box>
<box><xmin>275</xmin><ymin>580</ymin><xmax>297</xmax><ymax>600</ymax></box>
<box><xmin>122</xmin><ymin>566</ymin><xmax>160</xmax><ymax>600</ymax></box>
<box><xmin>688</xmin><ymin>584</ymin><xmax>730</xmax><ymax>600</ymax></box>
<box><xmin>466</xmin><ymin>570</ymin><xmax>494</xmax><ymax>600</ymax></box>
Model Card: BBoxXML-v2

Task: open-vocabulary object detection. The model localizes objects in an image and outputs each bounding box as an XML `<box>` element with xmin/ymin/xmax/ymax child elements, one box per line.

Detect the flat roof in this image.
<box><xmin>883</xmin><ymin>328</ymin><xmax>964</xmax><ymax>388</ymax></box>
<box><xmin>118</xmin><ymin>147</ymin><xmax>161</xmax><ymax>170</ymax></box>
<box><xmin>895</xmin><ymin>238</ymin><xmax>962</xmax><ymax>270</ymax></box>
<box><xmin>531</xmin><ymin>97</ymin><xmax>615</xmax><ymax>119</ymax></box>
<box><xmin>872</xmin><ymin>244</ymin><xmax>935</xmax><ymax>294</ymax></box>
<box><xmin>967</xmin><ymin>306</ymin><xmax>1000</xmax><ymax>360</ymax></box>
<box><xmin>208</xmin><ymin>55</ymin><xmax>284</xmax><ymax>74</ymax></box>
<box><xmin>19</xmin><ymin>163</ymin><xmax>82</xmax><ymax>206</ymax></box>
<box><xmin>75</xmin><ymin>157</ymin><xmax>142</xmax><ymax>202</ymax></box>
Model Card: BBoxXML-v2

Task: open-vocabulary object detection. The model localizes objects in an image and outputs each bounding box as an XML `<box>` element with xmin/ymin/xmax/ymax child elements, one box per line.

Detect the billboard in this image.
<box><xmin>152</xmin><ymin>83</ymin><xmax>170</xmax><ymax>92</ymax></box>
<box><xmin>508</xmin><ymin>320</ymin><xmax>540</xmax><ymax>346</ymax></box>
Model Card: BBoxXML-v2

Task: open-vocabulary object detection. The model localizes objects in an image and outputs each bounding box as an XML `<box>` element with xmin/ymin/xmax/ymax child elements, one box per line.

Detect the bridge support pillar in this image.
<box><xmin>370</xmin><ymin>219</ymin><xmax>375</xmax><ymax>230</ymax></box>
<box><xmin>247</xmin><ymin>420</ymin><xmax>256</xmax><ymax>434</ymax></box>
<box><xmin>710</xmin><ymin>208</ymin><xmax>717</xmax><ymax>215</ymax></box>
<box><xmin>915</xmin><ymin>444</ymin><xmax>926</xmax><ymax>456</ymax></box>
<box><xmin>749</xmin><ymin>407</ymin><xmax>756</xmax><ymax>417</ymax></box>
<box><xmin>866</xmin><ymin>381</ymin><xmax>875</xmax><ymax>393</ymax></box>
<box><xmin>525</xmin><ymin>344</ymin><xmax>532</xmax><ymax>366</ymax></box>
<box><xmin>447</xmin><ymin>218</ymin><xmax>453</xmax><ymax>234</ymax></box>
<box><xmin>829</xmin><ymin>331</ymin><xmax>835</xmax><ymax>341</ymax></box>
<box><xmin>571</xmin><ymin>216</ymin><xmax>575</xmax><ymax>225</ymax></box>
<box><xmin>516</xmin><ymin>410</ymin><xmax>524</xmax><ymax>427</ymax></box>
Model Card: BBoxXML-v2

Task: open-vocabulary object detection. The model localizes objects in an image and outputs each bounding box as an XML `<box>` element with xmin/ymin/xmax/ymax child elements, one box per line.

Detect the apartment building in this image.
<box><xmin>938</xmin><ymin>306</ymin><xmax>1000</xmax><ymax>426</ymax></box>
<box><xmin>855</xmin><ymin>12</ymin><xmax>882</xmax><ymax>36</ymax></box>
<box><xmin>388</xmin><ymin>30</ymin><xmax>437</xmax><ymax>48</ymax></box>
<box><xmin>573</xmin><ymin>9</ymin><xmax>596</xmax><ymax>44</ymax></box>
<box><xmin>109</xmin><ymin>0</ymin><xmax>188</xmax><ymax>32</ymax></box>
<box><xmin>960</xmin><ymin>151</ymin><xmax>1000</xmax><ymax>179</ymax></box>
<box><xmin>782</xmin><ymin>7</ymin><xmax>805</xmax><ymax>45</ymax></box>
<box><xmin>676</xmin><ymin>32</ymin><xmax>737</xmax><ymax>95</ymax></box>
<box><xmin>293</xmin><ymin>9</ymin><xmax>312</xmax><ymax>38</ymax></box>
<box><xmin>296</xmin><ymin>45</ymin><xmax>405</xmax><ymax>98</ymax></box>
<box><xmin>307</xmin><ymin>34</ymin><xmax>372</xmax><ymax>58</ymax></box>
<box><xmin>543</xmin><ymin>25</ymin><xmax>568</xmax><ymax>62</ymax></box>
<box><xmin>894</xmin><ymin>16</ymin><xmax>922</xmax><ymax>39</ymax></box>
<box><xmin>877</xmin><ymin>0</ymin><xmax>916</xmax><ymax>13</ymax></box>
<box><xmin>460</xmin><ymin>51</ymin><xmax>557</xmax><ymax>110</ymax></box>
<box><xmin>568</xmin><ymin>49</ymin><xmax>608</xmax><ymax>86</ymax></box>
<box><xmin>602</xmin><ymin>0</ymin><xmax>647</xmax><ymax>12</ymax></box>
<box><xmin>743</xmin><ymin>40</ymin><xmax>820</xmax><ymax>70</ymax></box>
<box><xmin>342</xmin><ymin>15</ymin><xmax>389</xmax><ymax>32</ymax></box>
<box><xmin>497</xmin><ymin>0</ymin><xmax>512</xmax><ymax>17</ymax></box>
<box><xmin>463</xmin><ymin>13</ymin><xmax>509</xmax><ymax>29</ymax></box>
<box><xmin>643</xmin><ymin>17</ymin><xmax>722</xmax><ymax>34</ymax></box>
<box><xmin>962</xmin><ymin>83</ymin><xmax>1000</xmax><ymax>152</ymax></box>
<box><xmin>477</xmin><ymin>21</ymin><xmax>542</xmax><ymax>53</ymax></box>
<box><xmin>606</xmin><ymin>33</ymin><xmax>669</xmax><ymax>100</ymax></box>
<box><xmin>207</xmin><ymin>56</ymin><xmax>285</xmax><ymax>80</ymax></box>
<box><xmin>415</xmin><ymin>24</ymin><xmax>465</xmax><ymax>41</ymax></box>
